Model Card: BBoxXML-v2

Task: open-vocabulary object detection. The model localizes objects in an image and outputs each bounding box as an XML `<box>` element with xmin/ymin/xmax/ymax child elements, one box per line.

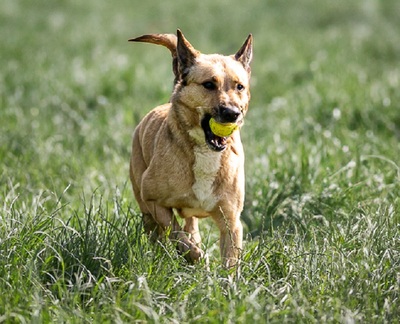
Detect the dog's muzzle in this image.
<box><xmin>201</xmin><ymin>107</ymin><xmax>242</xmax><ymax>152</ymax></box>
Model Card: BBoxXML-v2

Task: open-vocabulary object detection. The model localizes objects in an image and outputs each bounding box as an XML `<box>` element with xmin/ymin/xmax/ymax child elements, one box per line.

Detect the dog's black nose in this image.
<box><xmin>218</xmin><ymin>106</ymin><xmax>241</xmax><ymax>123</ymax></box>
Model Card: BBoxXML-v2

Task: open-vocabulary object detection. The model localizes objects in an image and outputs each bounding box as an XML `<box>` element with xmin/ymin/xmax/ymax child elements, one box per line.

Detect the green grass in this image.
<box><xmin>1</xmin><ymin>0</ymin><xmax>399</xmax><ymax>322</ymax></box>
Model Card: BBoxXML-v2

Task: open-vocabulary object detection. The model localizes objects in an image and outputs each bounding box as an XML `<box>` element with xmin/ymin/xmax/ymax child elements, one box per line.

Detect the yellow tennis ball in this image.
<box><xmin>209</xmin><ymin>117</ymin><xmax>239</xmax><ymax>137</ymax></box>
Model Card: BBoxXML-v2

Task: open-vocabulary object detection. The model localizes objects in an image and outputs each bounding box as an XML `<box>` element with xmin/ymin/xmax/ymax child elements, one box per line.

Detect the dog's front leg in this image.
<box><xmin>149</xmin><ymin>204</ymin><xmax>203</xmax><ymax>263</ymax></box>
<box><xmin>183</xmin><ymin>217</ymin><xmax>202</xmax><ymax>247</ymax></box>
<box><xmin>213</xmin><ymin>211</ymin><xmax>243</xmax><ymax>269</ymax></box>
<box><xmin>176</xmin><ymin>217</ymin><xmax>204</xmax><ymax>263</ymax></box>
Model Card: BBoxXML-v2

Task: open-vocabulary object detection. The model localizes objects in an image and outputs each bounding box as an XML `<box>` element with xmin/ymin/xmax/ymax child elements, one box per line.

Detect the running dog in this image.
<box><xmin>129</xmin><ymin>30</ymin><xmax>253</xmax><ymax>268</ymax></box>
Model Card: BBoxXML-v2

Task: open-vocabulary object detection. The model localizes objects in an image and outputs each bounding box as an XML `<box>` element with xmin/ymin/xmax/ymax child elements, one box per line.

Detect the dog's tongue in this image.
<box><xmin>217</xmin><ymin>136</ymin><xmax>227</xmax><ymax>146</ymax></box>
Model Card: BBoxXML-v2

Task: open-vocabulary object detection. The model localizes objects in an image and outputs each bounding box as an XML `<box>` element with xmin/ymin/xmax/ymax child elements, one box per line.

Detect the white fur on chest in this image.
<box><xmin>189</xmin><ymin>128</ymin><xmax>221</xmax><ymax>211</ymax></box>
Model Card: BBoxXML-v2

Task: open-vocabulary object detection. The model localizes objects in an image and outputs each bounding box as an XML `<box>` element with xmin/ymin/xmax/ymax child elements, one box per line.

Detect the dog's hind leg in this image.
<box><xmin>130</xmin><ymin>169</ymin><xmax>161</xmax><ymax>239</ymax></box>
<box><xmin>130</xmin><ymin>132</ymin><xmax>164</xmax><ymax>240</ymax></box>
<box><xmin>141</xmin><ymin>211</ymin><xmax>162</xmax><ymax>242</ymax></box>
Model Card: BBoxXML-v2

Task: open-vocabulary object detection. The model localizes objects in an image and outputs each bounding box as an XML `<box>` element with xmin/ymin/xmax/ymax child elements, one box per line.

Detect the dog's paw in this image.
<box><xmin>177</xmin><ymin>239</ymin><xmax>204</xmax><ymax>263</ymax></box>
<box><xmin>187</xmin><ymin>244</ymin><xmax>204</xmax><ymax>263</ymax></box>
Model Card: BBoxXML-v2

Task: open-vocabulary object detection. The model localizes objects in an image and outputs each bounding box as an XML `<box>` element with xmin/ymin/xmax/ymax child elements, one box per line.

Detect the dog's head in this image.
<box><xmin>130</xmin><ymin>30</ymin><xmax>253</xmax><ymax>152</ymax></box>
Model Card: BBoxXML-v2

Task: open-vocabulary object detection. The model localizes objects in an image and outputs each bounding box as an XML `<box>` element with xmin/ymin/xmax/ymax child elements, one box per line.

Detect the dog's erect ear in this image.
<box><xmin>129</xmin><ymin>33</ymin><xmax>179</xmax><ymax>83</ymax></box>
<box><xmin>176</xmin><ymin>29</ymin><xmax>199</xmax><ymax>77</ymax></box>
<box><xmin>234</xmin><ymin>34</ymin><xmax>253</xmax><ymax>73</ymax></box>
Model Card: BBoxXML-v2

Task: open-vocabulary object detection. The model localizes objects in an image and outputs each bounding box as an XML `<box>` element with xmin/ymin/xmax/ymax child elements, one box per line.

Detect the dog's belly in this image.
<box><xmin>178</xmin><ymin>207</ymin><xmax>210</xmax><ymax>218</ymax></box>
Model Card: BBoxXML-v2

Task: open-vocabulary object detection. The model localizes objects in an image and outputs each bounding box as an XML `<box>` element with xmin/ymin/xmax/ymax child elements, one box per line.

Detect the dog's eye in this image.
<box><xmin>236</xmin><ymin>84</ymin><xmax>245</xmax><ymax>91</ymax></box>
<box><xmin>202</xmin><ymin>81</ymin><xmax>217</xmax><ymax>90</ymax></box>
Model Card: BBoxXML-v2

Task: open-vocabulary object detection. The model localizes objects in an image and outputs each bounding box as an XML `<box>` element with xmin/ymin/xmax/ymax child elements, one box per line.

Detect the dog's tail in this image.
<box><xmin>129</xmin><ymin>33</ymin><xmax>179</xmax><ymax>84</ymax></box>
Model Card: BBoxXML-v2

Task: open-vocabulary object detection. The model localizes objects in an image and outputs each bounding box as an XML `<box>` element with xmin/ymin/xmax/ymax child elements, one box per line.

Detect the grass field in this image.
<box><xmin>1</xmin><ymin>0</ymin><xmax>399</xmax><ymax>322</ymax></box>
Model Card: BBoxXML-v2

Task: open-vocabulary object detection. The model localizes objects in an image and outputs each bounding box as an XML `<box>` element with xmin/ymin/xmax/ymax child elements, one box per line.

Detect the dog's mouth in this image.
<box><xmin>201</xmin><ymin>114</ymin><xmax>228</xmax><ymax>152</ymax></box>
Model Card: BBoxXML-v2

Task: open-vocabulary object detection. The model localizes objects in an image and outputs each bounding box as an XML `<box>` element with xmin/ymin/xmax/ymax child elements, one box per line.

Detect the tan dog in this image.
<box><xmin>129</xmin><ymin>30</ymin><xmax>253</xmax><ymax>268</ymax></box>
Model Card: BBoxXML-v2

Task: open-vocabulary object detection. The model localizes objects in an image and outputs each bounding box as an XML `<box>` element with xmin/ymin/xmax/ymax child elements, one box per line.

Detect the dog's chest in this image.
<box><xmin>191</xmin><ymin>145</ymin><xmax>221</xmax><ymax>211</ymax></box>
